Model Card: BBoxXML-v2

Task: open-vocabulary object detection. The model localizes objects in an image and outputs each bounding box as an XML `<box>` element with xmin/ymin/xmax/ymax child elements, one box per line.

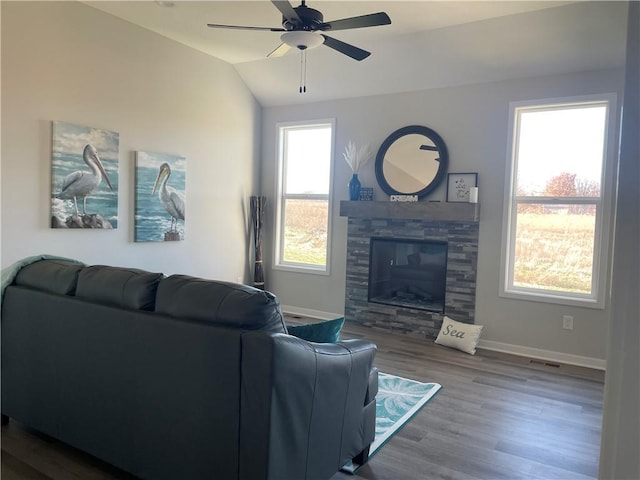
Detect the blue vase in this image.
<box><xmin>348</xmin><ymin>173</ymin><xmax>361</xmax><ymax>201</ymax></box>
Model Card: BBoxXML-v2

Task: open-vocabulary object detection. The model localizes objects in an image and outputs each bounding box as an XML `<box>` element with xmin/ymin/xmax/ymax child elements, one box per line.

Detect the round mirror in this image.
<box><xmin>375</xmin><ymin>125</ymin><xmax>448</xmax><ymax>198</ymax></box>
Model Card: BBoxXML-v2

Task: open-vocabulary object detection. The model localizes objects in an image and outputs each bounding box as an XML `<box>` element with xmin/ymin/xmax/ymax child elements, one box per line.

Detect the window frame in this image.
<box><xmin>273</xmin><ymin>119</ymin><xmax>335</xmax><ymax>275</ymax></box>
<box><xmin>500</xmin><ymin>94</ymin><xmax>617</xmax><ymax>309</ymax></box>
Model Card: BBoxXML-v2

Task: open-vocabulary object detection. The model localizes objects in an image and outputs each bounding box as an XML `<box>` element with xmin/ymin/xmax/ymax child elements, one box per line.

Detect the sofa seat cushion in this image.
<box><xmin>155</xmin><ymin>275</ymin><xmax>287</xmax><ymax>333</ymax></box>
<box><xmin>75</xmin><ymin>265</ymin><xmax>163</xmax><ymax>310</ymax></box>
<box><xmin>14</xmin><ymin>259</ymin><xmax>84</xmax><ymax>295</ymax></box>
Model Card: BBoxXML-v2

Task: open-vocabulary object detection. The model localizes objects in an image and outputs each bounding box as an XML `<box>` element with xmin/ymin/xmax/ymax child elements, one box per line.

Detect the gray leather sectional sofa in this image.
<box><xmin>1</xmin><ymin>259</ymin><xmax>377</xmax><ymax>480</ymax></box>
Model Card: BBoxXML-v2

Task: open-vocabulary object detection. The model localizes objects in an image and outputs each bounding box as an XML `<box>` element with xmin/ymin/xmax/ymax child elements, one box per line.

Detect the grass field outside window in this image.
<box><xmin>282</xmin><ymin>199</ymin><xmax>328</xmax><ymax>266</ymax></box>
<box><xmin>513</xmin><ymin>209</ymin><xmax>596</xmax><ymax>294</ymax></box>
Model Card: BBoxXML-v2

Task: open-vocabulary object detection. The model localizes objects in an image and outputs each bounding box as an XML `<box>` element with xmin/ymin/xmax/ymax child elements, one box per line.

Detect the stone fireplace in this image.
<box><xmin>340</xmin><ymin>201</ymin><xmax>479</xmax><ymax>339</ymax></box>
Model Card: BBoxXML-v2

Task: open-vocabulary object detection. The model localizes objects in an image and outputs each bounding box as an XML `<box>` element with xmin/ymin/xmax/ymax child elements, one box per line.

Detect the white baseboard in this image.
<box><xmin>477</xmin><ymin>339</ymin><xmax>606</xmax><ymax>371</ymax></box>
<box><xmin>281</xmin><ymin>306</ymin><xmax>606</xmax><ymax>371</ymax></box>
<box><xmin>281</xmin><ymin>305</ymin><xmax>342</xmax><ymax>321</ymax></box>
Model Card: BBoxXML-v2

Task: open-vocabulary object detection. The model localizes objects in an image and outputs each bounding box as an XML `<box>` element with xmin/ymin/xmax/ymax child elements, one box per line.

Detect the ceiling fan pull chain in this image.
<box><xmin>299</xmin><ymin>49</ymin><xmax>307</xmax><ymax>94</ymax></box>
<box><xmin>299</xmin><ymin>50</ymin><xmax>303</xmax><ymax>93</ymax></box>
<box><xmin>303</xmin><ymin>49</ymin><xmax>307</xmax><ymax>93</ymax></box>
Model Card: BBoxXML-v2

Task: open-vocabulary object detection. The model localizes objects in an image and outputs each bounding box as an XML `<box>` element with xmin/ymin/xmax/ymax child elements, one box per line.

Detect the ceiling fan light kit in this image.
<box><xmin>207</xmin><ymin>0</ymin><xmax>391</xmax><ymax>93</ymax></box>
<box><xmin>281</xmin><ymin>31</ymin><xmax>324</xmax><ymax>50</ymax></box>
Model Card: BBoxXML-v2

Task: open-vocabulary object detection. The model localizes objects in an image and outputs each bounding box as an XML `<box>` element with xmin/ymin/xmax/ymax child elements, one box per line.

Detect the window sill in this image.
<box><xmin>499</xmin><ymin>288</ymin><xmax>605</xmax><ymax>310</ymax></box>
<box><xmin>273</xmin><ymin>263</ymin><xmax>330</xmax><ymax>276</ymax></box>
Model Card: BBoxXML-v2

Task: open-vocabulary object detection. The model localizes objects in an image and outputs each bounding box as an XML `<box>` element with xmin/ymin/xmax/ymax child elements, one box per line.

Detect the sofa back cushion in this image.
<box><xmin>155</xmin><ymin>275</ymin><xmax>287</xmax><ymax>333</ymax></box>
<box><xmin>75</xmin><ymin>265</ymin><xmax>163</xmax><ymax>310</ymax></box>
<box><xmin>1</xmin><ymin>285</ymin><xmax>243</xmax><ymax>480</ymax></box>
<box><xmin>14</xmin><ymin>259</ymin><xmax>84</xmax><ymax>295</ymax></box>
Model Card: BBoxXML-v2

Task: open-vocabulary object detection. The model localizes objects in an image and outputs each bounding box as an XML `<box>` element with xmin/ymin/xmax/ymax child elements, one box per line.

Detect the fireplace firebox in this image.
<box><xmin>368</xmin><ymin>237</ymin><xmax>448</xmax><ymax>313</ymax></box>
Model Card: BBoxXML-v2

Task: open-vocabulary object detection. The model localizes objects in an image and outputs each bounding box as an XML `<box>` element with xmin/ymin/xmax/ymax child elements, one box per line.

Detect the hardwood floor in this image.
<box><xmin>330</xmin><ymin>322</ymin><xmax>603</xmax><ymax>480</ymax></box>
<box><xmin>1</xmin><ymin>321</ymin><xmax>604</xmax><ymax>480</ymax></box>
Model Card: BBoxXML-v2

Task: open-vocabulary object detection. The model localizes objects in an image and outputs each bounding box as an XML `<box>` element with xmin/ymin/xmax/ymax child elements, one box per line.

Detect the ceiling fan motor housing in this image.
<box><xmin>283</xmin><ymin>5</ymin><xmax>324</xmax><ymax>31</ymax></box>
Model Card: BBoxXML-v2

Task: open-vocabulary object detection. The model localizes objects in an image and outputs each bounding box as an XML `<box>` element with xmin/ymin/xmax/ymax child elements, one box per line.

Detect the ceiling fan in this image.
<box><xmin>206</xmin><ymin>1</ymin><xmax>392</xmax><ymax>62</ymax></box>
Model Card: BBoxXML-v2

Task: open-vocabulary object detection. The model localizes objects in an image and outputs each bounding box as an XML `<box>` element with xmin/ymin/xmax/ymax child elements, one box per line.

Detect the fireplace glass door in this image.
<box><xmin>368</xmin><ymin>238</ymin><xmax>447</xmax><ymax>313</ymax></box>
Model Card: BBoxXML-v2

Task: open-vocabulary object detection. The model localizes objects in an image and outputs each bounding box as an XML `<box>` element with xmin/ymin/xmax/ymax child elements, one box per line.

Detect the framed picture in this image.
<box><xmin>135</xmin><ymin>151</ymin><xmax>186</xmax><ymax>242</ymax></box>
<box><xmin>446</xmin><ymin>173</ymin><xmax>478</xmax><ymax>202</ymax></box>
<box><xmin>51</xmin><ymin>121</ymin><xmax>119</xmax><ymax>228</ymax></box>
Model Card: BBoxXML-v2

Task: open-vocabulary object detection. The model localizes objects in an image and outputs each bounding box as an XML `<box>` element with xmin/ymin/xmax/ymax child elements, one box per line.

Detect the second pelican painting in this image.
<box><xmin>135</xmin><ymin>151</ymin><xmax>186</xmax><ymax>242</ymax></box>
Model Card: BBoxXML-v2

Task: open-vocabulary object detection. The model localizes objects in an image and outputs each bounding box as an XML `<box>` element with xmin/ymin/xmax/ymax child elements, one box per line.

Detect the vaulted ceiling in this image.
<box><xmin>85</xmin><ymin>1</ymin><xmax>628</xmax><ymax>107</ymax></box>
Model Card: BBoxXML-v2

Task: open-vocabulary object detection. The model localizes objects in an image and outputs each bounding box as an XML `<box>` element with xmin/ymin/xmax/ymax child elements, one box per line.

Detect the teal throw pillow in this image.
<box><xmin>287</xmin><ymin>317</ymin><xmax>345</xmax><ymax>343</ymax></box>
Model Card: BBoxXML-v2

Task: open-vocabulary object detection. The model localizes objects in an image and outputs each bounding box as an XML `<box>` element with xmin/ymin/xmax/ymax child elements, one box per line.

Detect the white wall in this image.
<box><xmin>1</xmin><ymin>2</ymin><xmax>261</xmax><ymax>281</ymax></box>
<box><xmin>261</xmin><ymin>69</ymin><xmax>624</xmax><ymax>365</ymax></box>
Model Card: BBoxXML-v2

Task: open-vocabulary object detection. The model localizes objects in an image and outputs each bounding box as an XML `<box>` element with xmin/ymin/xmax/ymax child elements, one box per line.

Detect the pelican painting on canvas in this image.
<box><xmin>51</xmin><ymin>121</ymin><xmax>119</xmax><ymax>229</ymax></box>
<box><xmin>135</xmin><ymin>151</ymin><xmax>186</xmax><ymax>242</ymax></box>
<box><xmin>56</xmin><ymin>144</ymin><xmax>114</xmax><ymax>216</ymax></box>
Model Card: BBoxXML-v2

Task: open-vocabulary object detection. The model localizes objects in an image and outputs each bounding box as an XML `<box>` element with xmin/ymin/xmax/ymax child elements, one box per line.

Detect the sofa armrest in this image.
<box><xmin>239</xmin><ymin>333</ymin><xmax>377</xmax><ymax>480</ymax></box>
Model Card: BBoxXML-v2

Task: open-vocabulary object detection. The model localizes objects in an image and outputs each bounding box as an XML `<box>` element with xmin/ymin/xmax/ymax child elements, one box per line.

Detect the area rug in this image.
<box><xmin>341</xmin><ymin>372</ymin><xmax>442</xmax><ymax>474</ymax></box>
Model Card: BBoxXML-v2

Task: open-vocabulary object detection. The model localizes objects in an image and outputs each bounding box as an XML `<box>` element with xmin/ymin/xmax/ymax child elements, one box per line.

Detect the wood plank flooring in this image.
<box><xmin>2</xmin><ymin>320</ymin><xmax>604</xmax><ymax>480</ymax></box>
<box><xmin>330</xmin><ymin>322</ymin><xmax>603</xmax><ymax>480</ymax></box>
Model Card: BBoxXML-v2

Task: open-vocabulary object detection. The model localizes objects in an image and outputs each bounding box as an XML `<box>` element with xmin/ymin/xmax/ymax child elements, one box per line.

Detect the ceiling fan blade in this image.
<box><xmin>321</xmin><ymin>34</ymin><xmax>370</xmax><ymax>61</ymax></box>
<box><xmin>319</xmin><ymin>12</ymin><xmax>391</xmax><ymax>31</ymax></box>
<box><xmin>207</xmin><ymin>23</ymin><xmax>285</xmax><ymax>32</ymax></box>
<box><xmin>267</xmin><ymin>42</ymin><xmax>292</xmax><ymax>58</ymax></box>
<box><xmin>271</xmin><ymin>1</ymin><xmax>302</xmax><ymax>26</ymax></box>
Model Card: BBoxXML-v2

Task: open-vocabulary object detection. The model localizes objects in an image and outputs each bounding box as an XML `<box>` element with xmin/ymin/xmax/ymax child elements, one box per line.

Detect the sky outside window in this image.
<box><xmin>516</xmin><ymin>105</ymin><xmax>606</xmax><ymax>196</ymax></box>
<box><xmin>285</xmin><ymin>126</ymin><xmax>331</xmax><ymax>195</ymax></box>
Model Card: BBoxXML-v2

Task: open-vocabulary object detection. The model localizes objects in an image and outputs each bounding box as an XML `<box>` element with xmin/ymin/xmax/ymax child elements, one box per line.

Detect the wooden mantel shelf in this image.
<box><xmin>339</xmin><ymin>200</ymin><xmax>480</xmax><ymax>223</ymax></box>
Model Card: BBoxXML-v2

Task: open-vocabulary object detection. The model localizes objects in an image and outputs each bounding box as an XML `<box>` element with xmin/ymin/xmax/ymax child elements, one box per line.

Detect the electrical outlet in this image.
<box><xmin>562</xmin><ymin>315</ymin><xmax>574</xmax><ymax>330</ymax></box>
<box><xmin>236</xmin><ymin>276</ymin><xmax>243</xmax><ymax>284</ymax></box>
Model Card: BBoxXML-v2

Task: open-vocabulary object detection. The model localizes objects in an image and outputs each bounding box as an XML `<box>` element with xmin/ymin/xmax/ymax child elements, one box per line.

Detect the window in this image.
<box><xmin>275</xmin><ymin>120</ymin><xmax>334</xmax><ymax>273</ymax></box>
<box><xmin>501</xmin><ymin>96</ymin><xmax>615</xmax><ymax>307</ymax></box>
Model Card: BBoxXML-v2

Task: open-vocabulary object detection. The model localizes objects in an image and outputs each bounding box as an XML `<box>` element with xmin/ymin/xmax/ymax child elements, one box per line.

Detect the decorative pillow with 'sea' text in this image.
<box><xmin>435</xmin><ymin>316</ymin><xmax>484</xmax><ymax>355</ymax></box>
